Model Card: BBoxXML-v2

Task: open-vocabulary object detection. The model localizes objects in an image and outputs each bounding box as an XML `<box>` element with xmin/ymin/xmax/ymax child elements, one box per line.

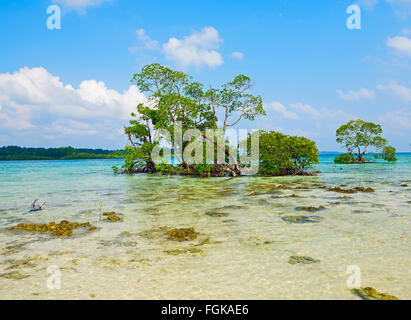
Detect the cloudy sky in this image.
<box><xmin>0</xmin><ymin>0</ymin><xmax>410</xmax><ymax>151</ymax></box>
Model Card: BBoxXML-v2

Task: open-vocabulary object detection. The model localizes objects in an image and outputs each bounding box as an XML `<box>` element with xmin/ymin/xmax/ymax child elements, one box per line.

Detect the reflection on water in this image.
<box><xmin>0</xmin><ymin>155</ymin><xmax>410</xmax><ymax>299</ymax></box>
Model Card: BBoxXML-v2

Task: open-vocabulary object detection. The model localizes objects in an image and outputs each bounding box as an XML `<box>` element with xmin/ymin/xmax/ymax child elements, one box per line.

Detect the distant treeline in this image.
<box><xmin>0</xmin><ymin>146</ymin><xmax>127</xmax><ymax>161</ymax></box>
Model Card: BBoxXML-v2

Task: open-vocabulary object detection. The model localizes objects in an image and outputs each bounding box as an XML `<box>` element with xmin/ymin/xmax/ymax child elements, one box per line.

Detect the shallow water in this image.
<box><xmin>0</xmin><ymin>155</ymin><xmax>410</xmax><ymax>299</ymax></box>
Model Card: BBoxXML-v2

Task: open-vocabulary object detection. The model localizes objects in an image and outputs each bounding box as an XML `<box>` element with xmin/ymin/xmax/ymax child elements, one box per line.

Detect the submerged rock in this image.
<box><xmin>249</xmin><ymin>185</ymin><xmax>293</xmax><ymax>196</ymax></box>
<box><xmin>205</xmin><ymin>211</ymin><xmax>230</xmax><ymax>218</ymax></box>
<box><xmin>10</xmin><ymin>220</ymin><xmax>96</xmax><ymax>238</ymax></box>
<box><xmin>353</xmin><ymin>187</ymin><xmax>375</xmax><ymax>193</ymax></box>
<box><xmin>281</xmin><ymin>215</ymin><xmax>323</xmax><ymax>224</ymax></box>
<box><xmin>103</xmin><ymin>211</ymin><xmax>116</xmax><ymax>216</ymax></box>
<box><xmin>288</xmin><ymin>256</ymin><xmax>320</xmax><ymax>265</ymax></box>
<box><xmin>328</xmin><ymin>187</ymin><xmax>356</xmax><ymax>194</ymax></box>
<box><xmin>222</xmin><ymin>205</ymin><xmax>245</xmax><ymax>210</ymax></box>
<box><xmin>328</xmin><ymin>186</ymin><xmax>375</xmax><ymax>194</ymax></box>
<box><xmin>105</xmin><ymin>215</ymin><xmax>123</xmax><ymax>222</ymax></box>
<box><xmin>166</xmin><ymin>228</ymin><xmax>198</xmax><ymax>242</ymax></box>
<box><xmin>296</xmin><ymin>206</ymin><xmax>325</xmax><ymax>212</ymax></box>
<box><xmin>401</xmin><ymin>184</ymin><xmax>408</xmax><ymax>187</ymax></box>
<box><xmin>294</xmin><ymin>186</ymin><xmax>310</xmax><ymax>190</ymax></box>
<box><xmin>351</xmin><ymin>287</ymin><xmax>399</xmax><ymax>300</ymax></box>
<box><xmin>288</xmin><ymin>194</ymin><xmax>300</xmax><ymax>198</ymax></box>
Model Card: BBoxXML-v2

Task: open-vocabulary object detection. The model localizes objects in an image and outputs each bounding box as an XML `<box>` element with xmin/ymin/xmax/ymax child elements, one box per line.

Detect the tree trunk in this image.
<box><xmin>201</xmin><ymin>133</ymin><xmax>241</xmax><ymax>176</ymax></box>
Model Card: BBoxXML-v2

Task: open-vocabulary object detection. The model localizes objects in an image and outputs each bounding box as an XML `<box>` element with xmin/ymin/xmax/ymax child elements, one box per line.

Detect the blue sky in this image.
<box><xmin>0</xmin><ymin>0</ymin><xmax>410</xmax><ymax>151</ymax></box>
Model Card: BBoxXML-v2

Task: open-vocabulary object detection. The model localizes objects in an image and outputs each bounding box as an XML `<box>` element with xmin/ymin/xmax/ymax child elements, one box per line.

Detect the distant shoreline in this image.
<box><xmin>0</xmin><ymin>146</ymin><xmax>126</xmax><ymax>161</ymax></box>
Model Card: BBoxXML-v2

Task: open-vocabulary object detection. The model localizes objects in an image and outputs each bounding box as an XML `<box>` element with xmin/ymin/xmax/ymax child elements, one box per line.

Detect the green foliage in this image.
<box><xmin>193</xmin><ymin>164</ymin><xmax>212</xmax><ymax>175</ymax></box>
<box><xmin>123</xmin><ymin>63</ymin><xmax>266</xmax><ymax>174</ymax></box>
<box><xmin>204</xmin><ymin>74</ymin><xmax>266</xmax><ymax>131</ymax></box>
<box><xmin>336</xmin><ymin>119</ymin><xmax>388</xmax><ymax>162</ymax></box>
<box><xmin>155</xmin><ymin>163</ymin><xmax>179</xmax><ymax>175</ymax></box>
<box><xmin>334</xmin><ymin>153</ymin><xmax>355</xmax><ymax>164</ymax></box>
<box><xmin>0</xmin><ymin>146</ymin><xmax>126</xmax><ymax>161</ymax></box>
<box><xmin>375</xmin><ymin>145</ymin><xmax>397</xmax><ymax>162</ymax></box>
<box><xmin>255</xmin><ymin>131</ymin><xmax>319</xmax><ymax>176</ymax></box>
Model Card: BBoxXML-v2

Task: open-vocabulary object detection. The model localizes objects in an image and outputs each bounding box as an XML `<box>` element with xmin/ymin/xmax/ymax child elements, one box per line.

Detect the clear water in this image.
<box><xmin>0</xmin><ymin>155</ymin><xmax>410</xmax><ymax>299</ymax></box>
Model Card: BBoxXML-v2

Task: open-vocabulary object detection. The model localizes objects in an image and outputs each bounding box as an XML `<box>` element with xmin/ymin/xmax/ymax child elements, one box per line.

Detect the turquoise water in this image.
<box><xmin>0</xmin><ymin>154</ymin><xmax>410</xmax><ymax>299</ymax></box>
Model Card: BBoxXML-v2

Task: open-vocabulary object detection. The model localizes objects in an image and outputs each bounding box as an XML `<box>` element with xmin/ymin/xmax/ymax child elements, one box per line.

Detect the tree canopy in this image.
<box><xmin>335</xmin><ymin>119</ymin><xmax>396</xmax><ymax>163</ymax></box>
<box><xmin>122</xmin><ymin>63</ymin><xmax>265</xmax><ymax>175</ymax></box>
<box><xmin>250</xmin><ymin>131</ymin><xmax>319</xmax><ymax>176</ymax></box>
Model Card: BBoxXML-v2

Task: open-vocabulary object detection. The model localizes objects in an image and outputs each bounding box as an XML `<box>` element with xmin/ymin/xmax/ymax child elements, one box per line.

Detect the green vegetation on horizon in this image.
<box><xmin>0</xmin><ymin>146</ymin><xmax>127</xmax><ymax>161</ymax></box>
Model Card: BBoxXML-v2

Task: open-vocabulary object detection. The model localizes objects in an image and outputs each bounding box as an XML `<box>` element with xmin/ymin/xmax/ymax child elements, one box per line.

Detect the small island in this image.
<box><xmin>113</xmin><ymin>64</ymin><xmax>320</xmax><ymax>177</ymax></box>
<box><xmin>333</xmin><ymin>119</ymin><xmax>397</xmax><ymax>164</ymax></box>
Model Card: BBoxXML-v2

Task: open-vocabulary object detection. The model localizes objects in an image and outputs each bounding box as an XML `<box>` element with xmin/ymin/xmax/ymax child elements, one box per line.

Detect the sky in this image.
<box><xmin>0</xmin><ymin>0</ymin><xmax>410</xmax><ymax>151</ymax></box>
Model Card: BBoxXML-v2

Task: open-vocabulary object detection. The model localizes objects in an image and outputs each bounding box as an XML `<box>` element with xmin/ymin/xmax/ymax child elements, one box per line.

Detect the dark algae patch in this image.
<box><xmin>288</xmin><ymin>256</ymin><xmax>320</xmax><ymax>265</ymax></box>
<box><xmin>205</xmin><ymin>211</ymin><xmax>230</xmax><ymax>218</ymax></box>
<box><xmin>10</xmin><ymin>220</ymin><xmax>96</xmax><ymax>238</ymax></box>
<box><xmin>328</xmin><ymin>186</ymin><xmax>375</xmax><ymax>194</ymax></box>
<box><xmin>281</xmin><ymin>216</ymin><xmax>323</xmax><ymax>224</ymax></box>
<box><xmin>166</xmin><ymin>228</ymin><xmax>198</xmax><ymax>242</ymax></box>
<box><xmin>103</xmin><ymin>212</ymin><xmax>123</xmax><ymax>222</ymax></box>
<box><xmin>296</xmin><ymin>206</ymin><xmax>325</xmax><ymax>212</ymax></box>
<box><xmin>351</xmin><ymin>287</ymin><xmax>399</xmax><ymax>300</ymax></box>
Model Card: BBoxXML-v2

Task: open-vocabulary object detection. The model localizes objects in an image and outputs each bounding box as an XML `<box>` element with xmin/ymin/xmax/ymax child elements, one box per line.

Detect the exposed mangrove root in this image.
<box><xmin>115</xmin><ymin>163</ymin><xmax>241</xmax><ymax>177</ymax></box>
<box><xmin>30</xmin><ymin>199</ymin><xmax>46</xmax><ymax>212</ymax></box>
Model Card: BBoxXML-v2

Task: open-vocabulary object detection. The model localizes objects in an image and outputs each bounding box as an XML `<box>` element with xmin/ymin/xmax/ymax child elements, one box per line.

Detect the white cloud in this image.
<box><xmin>336</xmin><ymin>88</ymin><xmax>376</xmax><ymax>101</ymax></box>
<box><xmin>290</xmin><ymin>102</ymin><xmax>324</xmax><ymax>119</ymax></box>
<box><xmin>0</xmin><ymin>67</ymin><xmax>146</xmax><ymax>142</ymax></box>
<box><xmin>381</xmin><ymin>109</ymin><xmax>411</xmax><ymax>130</ymax></box>
<box><xmin>377</xmin><ymin>82</ymin><xmax>411</xmax><ymax>101</ymax></box>
<box><xmin>386</xmin><ymin>0</ymin><xmax>411</xmax><ymax>17</ymax></box>
<box><xmin>231</xmin><ymin>52</ymin><xmax>244</xmax><ymax>60</ymax></box>
<box><xmin>163</xmin><ymin>27</ymin><xmax>224</xmax><ymax>69</ymax></box>
<box><xmin>358</xmin><ymin>0</ymin><xmax>411</xmax><ymax>16</ymax></box>
<box><xmin>131</xmin><ymin>27</ymin><xmax>226</xmax><ymax>70</ymax></box>
<box><xmin>265</xmin><ymin>102</ymin><xmax>299</xmax><ymax>119</ymax></box>
<box><xmin>135</xmin><ymin>29</ymin><xmax>160</xmax><ymax>51</ymax></box>
<box><xmin>52</xmin><ymin>0</ymin><xmax>110</xmax><ymax>13</ymax></box>
<box><xmin>387</xmin><ymin>36</ymin><xmax>411</xmax><ymax>56</ymax></box>
<box><xmin>266</xmin><ymin>101</ymin><xmax>351</xmax><ymax>121</ymax></box>
<box><xmin>357</xmin><ymin>0</ymin><xmax>379</xmax><ymax>9</ymax></box>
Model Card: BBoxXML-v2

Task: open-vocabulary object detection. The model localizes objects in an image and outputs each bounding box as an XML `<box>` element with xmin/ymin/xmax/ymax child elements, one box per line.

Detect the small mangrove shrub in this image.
<box><xmin>254</xmin><ymin>131</ymin><xmax>319</xmax><ymax>176</ymax></box>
